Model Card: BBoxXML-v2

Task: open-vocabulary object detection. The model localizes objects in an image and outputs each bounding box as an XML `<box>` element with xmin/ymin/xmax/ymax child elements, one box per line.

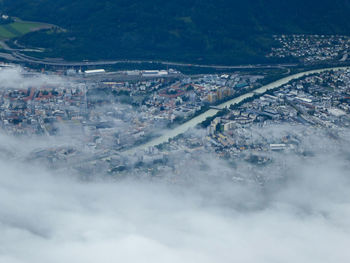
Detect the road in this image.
<box><xmin>0</xmin><ymin>40</ymin><xmax>297</xmax><ymax>69</ymax></box>
<box><xmin>121</xmin><ymin>66</ymin><xmax>349</xmax><ymax>155</ymax></box>
<box><xmin>6</xmin><ymin>51</ymin><xmax>297</xmax><ymax>69</ymax></box>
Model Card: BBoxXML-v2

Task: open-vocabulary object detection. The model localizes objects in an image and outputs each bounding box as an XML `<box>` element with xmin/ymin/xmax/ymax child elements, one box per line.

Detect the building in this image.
<box><xmin>141</xmin><ymin>70</ymin><xmax>168</xmax><ymax>77</ymax></box>
<box><xmin>208</xmin><ymin>93</ymin><xmax>217</xmax><ymax>103</ymax></box>
<box><xmin>84</xmin><ymin>69</ymin><xmax>106</xmax><ymax>76</ymax></box>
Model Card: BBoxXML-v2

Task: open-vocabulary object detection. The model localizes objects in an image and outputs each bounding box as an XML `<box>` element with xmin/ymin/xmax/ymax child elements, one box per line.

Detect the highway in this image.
<box><xmin>5</xmin><ymin>51</ymin><xmax>297</xmax><ymax>69</ymax></box>
<box><xmin>122</xmin><ymin>66</ymin><xmax>350</xmax><ymax>155</ymax></box>
<box><xmin>0</xmin><ymin>40</ymin><xmax>296</xmax><ymax>69</ymax></box>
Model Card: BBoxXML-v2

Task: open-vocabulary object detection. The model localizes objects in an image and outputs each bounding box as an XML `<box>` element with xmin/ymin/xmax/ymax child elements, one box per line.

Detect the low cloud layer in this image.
<box><xmin>0</xmin><ymin>66</ymin><xmax>66</xmax><ymax>89</ymax></box>
<box><xmin>0</xmin><ymin>126</ymin><xmax>350</xmax><ymax>263</ymax></box>
<box><xmin>0</xmin><ymin>66</ymin><xmax>349</xmax><ymax>262</ymax></box>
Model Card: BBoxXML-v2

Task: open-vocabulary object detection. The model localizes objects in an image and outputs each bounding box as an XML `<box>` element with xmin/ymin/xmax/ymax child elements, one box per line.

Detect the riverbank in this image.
<box><xmin>122</xmin><ymin>66</ymin><xmax>349</xmax><ymax>154</ymax></box>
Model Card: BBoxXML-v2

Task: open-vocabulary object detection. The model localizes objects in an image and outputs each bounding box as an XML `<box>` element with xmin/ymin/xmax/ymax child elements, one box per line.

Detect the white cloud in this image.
<box><xmin>0</xmin><ymin>66</ymin><xmax>65</xmax><ymax>89</ymax></box>
<box><xmin>0</xmin><ymin>129</ymin><xmax>350</xmax><ymax>263</ymax></box>
<box><xmin>0</xmin><ymin>67</ymin><xmax>349</xmax><ymax>263</ymax></box>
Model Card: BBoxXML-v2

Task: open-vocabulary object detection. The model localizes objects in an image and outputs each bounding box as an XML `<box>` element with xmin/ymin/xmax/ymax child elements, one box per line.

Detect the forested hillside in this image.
<box><xmin>2</xmin><ymin>0</ymin><xmax>350</xmax><ymax>63</ymax></box>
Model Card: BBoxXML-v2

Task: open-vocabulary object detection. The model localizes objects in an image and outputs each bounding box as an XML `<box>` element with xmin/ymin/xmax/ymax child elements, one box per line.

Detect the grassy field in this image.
<box><xmin>0</xmin><ymin>19</ymin><xmax>52</xmax><ymax>40</ymax></box>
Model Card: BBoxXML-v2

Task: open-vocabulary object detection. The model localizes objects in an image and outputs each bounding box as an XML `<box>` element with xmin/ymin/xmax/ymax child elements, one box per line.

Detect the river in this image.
<box><xmin>124</xmin><ymin>66</ymin><xmax>349</xmax><ymax>154</ymax></box>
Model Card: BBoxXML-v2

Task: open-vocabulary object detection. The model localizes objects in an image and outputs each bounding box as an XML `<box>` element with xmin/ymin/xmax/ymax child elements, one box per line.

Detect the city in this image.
<box><xmin>1</xmin><ymin>62</ymin><xmax>349</xmax><ymax>183</ymax></box>
<box><xmin>1</xmin><ymin>1</ymin><xmax>350</xmax><ymax>260</ymax></box>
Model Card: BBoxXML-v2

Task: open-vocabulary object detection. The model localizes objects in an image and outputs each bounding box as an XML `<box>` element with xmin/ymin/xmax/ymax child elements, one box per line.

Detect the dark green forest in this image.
<box><xmin>2</xmin><ymin>0</ymin><xmax>350</xmax><ymax>64</ymax></box>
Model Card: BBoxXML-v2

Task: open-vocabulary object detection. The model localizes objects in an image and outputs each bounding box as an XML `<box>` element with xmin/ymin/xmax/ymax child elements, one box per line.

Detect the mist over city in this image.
<box><xmin>0</xmin><ymin>66</ymin><xmax>348</xmax><ymax>262</ymax></box>
<box><xmin>1</xmin><ymin>1</ymin><xmax>350</xmax><ymax>262</ymax></box>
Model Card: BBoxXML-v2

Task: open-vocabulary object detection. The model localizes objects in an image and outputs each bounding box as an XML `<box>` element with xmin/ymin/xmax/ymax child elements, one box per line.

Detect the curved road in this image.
<box><xmin>0</xmin><ymin>41</ymin><xmax>296</xmax><ymax>69</ymax></box>
<box><xmin>12</xmin><ymin>52</ymin><xmax>297</xmax><ymax>69</ymax></box>
<box><xmin>123</xmin><ymin>66</ymin><xmax>349</xmax><ymax>155</ymax></box>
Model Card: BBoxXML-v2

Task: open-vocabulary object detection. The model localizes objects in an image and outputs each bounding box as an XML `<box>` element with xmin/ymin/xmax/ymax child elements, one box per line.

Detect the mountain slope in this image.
<box><xmin>2</xmin><ymin>0</ymin><xmax>350</xmax><ymax>64</ymax></box>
